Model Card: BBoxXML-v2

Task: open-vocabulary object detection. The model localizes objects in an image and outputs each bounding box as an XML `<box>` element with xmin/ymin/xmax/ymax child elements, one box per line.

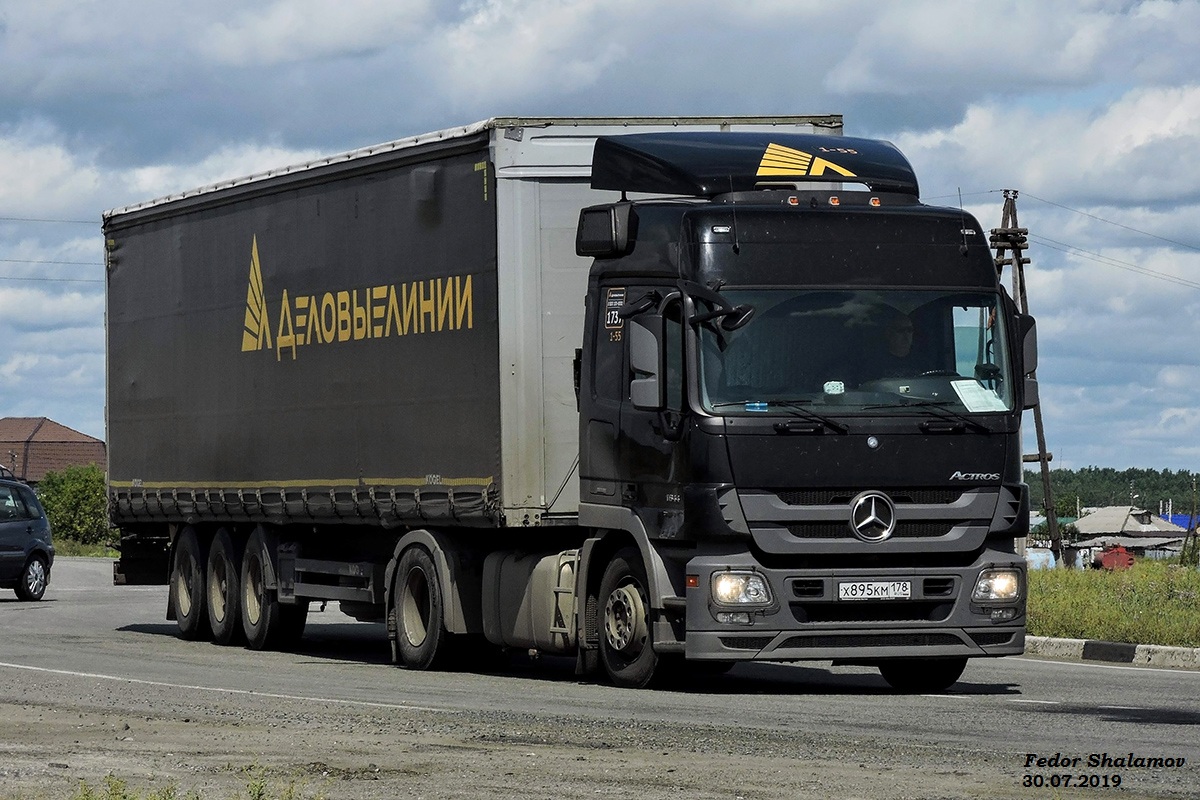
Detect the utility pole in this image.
<box><xmin>1185</xmin><ymin>476</ymin><xmax>1199</xmax><ymax>567</ymax></box>
<box><xmin>991</xmin><ymin>190</ymin><xmax>1064</xmax><ymax>565</ymax></box>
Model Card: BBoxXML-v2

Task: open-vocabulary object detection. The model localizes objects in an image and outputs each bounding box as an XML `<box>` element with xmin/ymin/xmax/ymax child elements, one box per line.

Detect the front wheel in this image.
<box><xmin>15</xmin><ymin>554</ymin><xmax>48</xmax><ymax>601</ymax></box>
<box><xmin>598</xmin><ymin>547</ymin><xmax>659</xmax><ymax>689</ymax></box>
<box><xmin>878</xmin><ymin>657</ymin><xmax>967</xmax><ymax>693</ymax></box>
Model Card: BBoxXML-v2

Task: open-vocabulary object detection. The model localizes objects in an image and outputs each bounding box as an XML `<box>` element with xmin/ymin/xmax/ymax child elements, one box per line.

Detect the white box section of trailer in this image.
<box><xmin>484</xmin><ymin>117</ymin><xmax>843</xmax><ymax>523</ymax></box>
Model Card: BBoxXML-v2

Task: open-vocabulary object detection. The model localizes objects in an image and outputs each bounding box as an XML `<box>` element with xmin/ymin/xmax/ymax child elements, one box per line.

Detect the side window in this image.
<box><xmin>17</xmin><ymin>487</ymin><xmax>43</xmax><ymax>520</ymax></box>
<box><xmin>593</xmin><ymin>286</ymin><xmax>627</xmax><ymax>402</ymax></box>
<box><xmin>0</xmin><ymin>487</ymin><xmax>19</xmax><ymax>520</ymax></box>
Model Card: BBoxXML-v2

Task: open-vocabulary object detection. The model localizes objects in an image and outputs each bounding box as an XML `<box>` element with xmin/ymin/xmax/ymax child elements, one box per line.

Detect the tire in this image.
<box><xmin>15</xmin><ymin>554</ymin><xmax>48</xmax><ymax>601</ymax></box>
<box><xmin>205</xmin><ymin>529</ymin><xmax>244</xmax><ymax>645</ymax></box>
<box><xmin>878</xmin><ymin>657</ymin><xmax>967</xmax><ymax>693</ymax></box>
<box><xmin>171</xmin><ymin>526</ymin><xmax>210</xmax><ymax>640</ymax></box>
<box><xmin>240</xmin><ymin>527</ymin><xmax>306</xmax><ymax>650</ymax></box>
<box><xmin>391</xmin><ymin>546</ymin><xmax>449</xmax><ymax>670</ymax></box>
<box><xmin>598</xmin><ymin>547</ymin><xmax>659</xmax><ymax>689</ymax></box>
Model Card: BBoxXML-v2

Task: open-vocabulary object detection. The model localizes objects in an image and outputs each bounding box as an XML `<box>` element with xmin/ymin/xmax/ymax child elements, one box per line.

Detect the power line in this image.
<box><xmin>0</xmin><ymin>275</ymin><xmax>103</xmax><ymax>284</ymax></box>
<box><xmin>0</xmin><ymin>258</ymin><xmax>101</xmax><ymax>266</ymax></box>
<box><xmin>0</xmin><ymin>216</ymin><xmax>95</xmax><ymax>224</ymax></box>
<box><xmin>1029</xmin><ymin>234</ymin><xmax>1200</xmax><ymax>291</ymax></box>
<box><xmin>1019</xmin><ymin>193</ymin><xmax>1200</xmax><ymax>253</ymax></box>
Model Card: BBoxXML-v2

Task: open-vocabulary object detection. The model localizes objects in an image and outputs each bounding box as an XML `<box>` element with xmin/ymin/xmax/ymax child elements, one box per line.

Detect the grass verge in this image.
<box><xmin>53</xmin><ymin>538</ymin><xmax>119</xmax><ymax>558</ymax></box>
<box><xmin>1028</xmin><ymin>560</ymin><xmax>1200</xmax><ymax>647</ymax></box>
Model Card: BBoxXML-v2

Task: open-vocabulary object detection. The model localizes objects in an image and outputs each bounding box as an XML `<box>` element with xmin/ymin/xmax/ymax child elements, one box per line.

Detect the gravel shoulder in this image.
<box><xmin>0</xmin><ymin>664</ymin><xmax>1191</xmax><ymax>800</ymax></box>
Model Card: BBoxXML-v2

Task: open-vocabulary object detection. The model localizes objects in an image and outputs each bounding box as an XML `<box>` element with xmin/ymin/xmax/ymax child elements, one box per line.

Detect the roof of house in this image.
<box><xmin>1073</xmin><ymin>535</ymin><xmax>1184</xmax><ymax>550</ymax></box>
<box><xmin>0</xmin><ymin>417</ymin><xmax>106</xmax><ymax>483</ymax></box>
<box><xmin>1073</xmin><ymin>505</ymin><xmax>1188</xmax><ymax>537</ymax></box>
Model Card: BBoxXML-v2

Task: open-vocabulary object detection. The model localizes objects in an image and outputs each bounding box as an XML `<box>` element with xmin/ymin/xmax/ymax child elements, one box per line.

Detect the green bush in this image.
<box><xmin>1028</xmin><ymin>560</ymin><xmax>1200</xmax><ymax>647</ymax></box>
<box><xmin>37</xmin><ymin>463</ymin><xmax>115</xmax><ymax>546</ymax></box>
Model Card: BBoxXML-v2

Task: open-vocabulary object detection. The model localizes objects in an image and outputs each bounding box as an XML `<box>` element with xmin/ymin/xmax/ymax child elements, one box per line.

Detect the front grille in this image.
<box><xmin>792</xmin><ymin>601</ymin><xmax>952</xmax><ymax>623</ymax></box>
<box><xmin>787</xmin><ymin>522</ymin><xmax>954</xmax><ymax>540</ymax></box>
<box><xmin>776</xmin><ymin>488</ymin><xmax>963</xmax><ymax>506</ymax></box>
<box><xmin>719</xmin><ymin>636</ymin><xmax>774</xmax><ymax>650</ymax></box>
<box><xmin>778</xmin><ymin>633</ymin><xmax>962</xmax><ymax>649</ymax></box>
<box><xmin>970</xmin><ymin>631</ymin><xmax>1016</xmax><ymax>647</ymax></box>
<box><xmin>923</xmin><ymin>578</ymin><xmax>955</xmax><ymax>597</ymax></box>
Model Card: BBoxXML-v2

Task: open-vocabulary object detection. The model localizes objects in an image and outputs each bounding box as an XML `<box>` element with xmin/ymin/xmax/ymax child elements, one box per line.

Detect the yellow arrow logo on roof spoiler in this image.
<box><xmin>756</xmin><ymin>143</ymin><xmax>856</xmax><ymax>179</ymax></box>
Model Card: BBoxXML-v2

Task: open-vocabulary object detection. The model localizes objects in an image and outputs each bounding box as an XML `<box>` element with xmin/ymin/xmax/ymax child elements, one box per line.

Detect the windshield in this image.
<box><xmin>697</xmin><ymin>289</ymin><xmax>1014</xmax><ymax>416</ymax></box>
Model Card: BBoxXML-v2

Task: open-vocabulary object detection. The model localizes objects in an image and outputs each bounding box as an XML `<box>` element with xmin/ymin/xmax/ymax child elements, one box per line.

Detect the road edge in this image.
<box><xmin>1025</xmin><ymin>635</ymin><xmax>1200</xmax><ymax>670</ymax></box>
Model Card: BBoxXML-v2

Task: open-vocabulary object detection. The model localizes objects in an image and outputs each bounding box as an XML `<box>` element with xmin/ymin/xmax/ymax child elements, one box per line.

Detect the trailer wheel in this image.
<box><xmin>878</xmin><ymin>657</ymin><xmax>967</xmax><ymax>693</ymax></box>
<box><xmin>598</xmin><ymin>547</ymin><xmax>659</xmax><ymax>689</ymax></box>
<box><xmin>392</xmin><ymin>546</ymin><xmax>449</xmax><ymax>670</ymax></box>
<box><xmin>172</xmin><ymin>526</ymin><xmax>210</xmax><ymax>640</ymax></box>
<box><xmin>241</xmin><ymin>528</ymin><xmax>307</xmax><ymax>650</ymax></box>
<box><xmin>205</xmin><ymin>528</ymin><xmax>244</xmax><ymax>645</ymax></box>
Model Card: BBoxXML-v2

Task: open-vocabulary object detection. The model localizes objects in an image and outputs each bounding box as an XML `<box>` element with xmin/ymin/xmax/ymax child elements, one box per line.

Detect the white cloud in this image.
<box><xmin>122</xmin><ymin>143</ymin><xmax>327</xmax><ymax>207</ymax></box>
<box><xmin>199</xmin><ymin>0</ymin><xmax>434</xmax><ymax>66</ymax></box>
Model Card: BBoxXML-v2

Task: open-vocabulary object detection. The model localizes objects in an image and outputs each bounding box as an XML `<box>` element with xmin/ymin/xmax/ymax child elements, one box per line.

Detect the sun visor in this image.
<box><xmin>590</xmin><ymin>132</ymin><xmax>919</xmax><ymax>198</ymax></box>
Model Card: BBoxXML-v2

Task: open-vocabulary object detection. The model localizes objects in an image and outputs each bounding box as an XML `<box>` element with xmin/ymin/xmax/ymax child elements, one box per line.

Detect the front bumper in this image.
<box><xmin>683</xmin><ymin>546</ymin><xmax>1025</xmax><ymax>662</ymax></box>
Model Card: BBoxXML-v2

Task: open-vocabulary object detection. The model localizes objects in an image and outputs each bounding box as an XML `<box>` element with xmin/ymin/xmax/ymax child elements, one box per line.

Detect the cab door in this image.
<box><xmin>617</xmin><ymin>292</ymin><xmax>688</xmax><ymax>531</ymax></box>
<box><xmin>578</xmin><ymin>283</ymin><xmax>629</xmax><ymax>504</ymax></box>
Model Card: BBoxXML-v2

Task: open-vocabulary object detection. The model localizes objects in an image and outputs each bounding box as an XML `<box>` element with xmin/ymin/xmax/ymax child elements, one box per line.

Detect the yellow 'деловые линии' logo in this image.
<box><xmin>240</xmin><ymin>235</ymin><xmax>474</xmax><ymax>361</ymax></box>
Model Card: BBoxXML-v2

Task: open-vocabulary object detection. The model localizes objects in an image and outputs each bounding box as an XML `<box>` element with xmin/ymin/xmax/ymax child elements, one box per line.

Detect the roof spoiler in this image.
<box><xmin>590</xmin><ymin>132</ymin><xmax>919</xmax><ymax>198</ymax></box>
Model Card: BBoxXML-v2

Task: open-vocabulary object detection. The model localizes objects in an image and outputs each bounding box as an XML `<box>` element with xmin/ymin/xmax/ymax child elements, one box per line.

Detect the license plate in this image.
<box><xmin>838</xmin><ymin>580</ymin><xmax>912</xmax><ymax>600</ymax></box>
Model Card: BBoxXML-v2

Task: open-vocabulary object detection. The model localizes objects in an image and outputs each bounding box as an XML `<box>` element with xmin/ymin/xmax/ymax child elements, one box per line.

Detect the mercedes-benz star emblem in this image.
<box><xmin>849</xmin><ymin>491</ymin><xmax>897</xmax><ymax>542</ymax></box>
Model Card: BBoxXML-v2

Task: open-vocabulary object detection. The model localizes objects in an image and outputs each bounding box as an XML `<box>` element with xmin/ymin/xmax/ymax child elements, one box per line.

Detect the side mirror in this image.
<box><xmin>629</xmin><ymin>316</ymin><xmax>664</xmax><ymax>410</ymax></box>
<box><xmin>1018</xmin><ymin>314</ymin><xmax>1037</xmax><ymax>375</ymax></box>
<box><xmin>576</xmin><ymin>202</ymin><xmax>634</xmax><ymax>258</ymax></box>
<box><xmin>1017</xmin><ymin>315</ymin><xmax>1038</xmax><ymax>410</ymax></box>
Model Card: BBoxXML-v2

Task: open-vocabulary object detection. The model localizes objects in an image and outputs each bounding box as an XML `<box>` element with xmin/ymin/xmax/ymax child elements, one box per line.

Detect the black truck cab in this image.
<box><xmin>575</xmin><ymin>132</ymin><xmax>1037</xmax><ymax>690</ymax></box>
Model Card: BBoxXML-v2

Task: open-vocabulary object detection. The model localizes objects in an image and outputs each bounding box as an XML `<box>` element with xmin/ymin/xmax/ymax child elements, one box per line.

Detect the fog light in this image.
<box><xmin>716</xmin><ymin>611</ymin><xmax>751</xmax><ymax>624</ymax></box>
<box><xmin>990</xmin><ymin>607</ymin><xmax>1016</xmax><ymax>622</ymax></box>
<box><xmin>973</xmin><ymin>569</ymin><xmax>1021</xmax><ymax>601</ymax></box>
<box><xmin>711</xmin><ymin>571</ymin><xmax>773</xmax><ymax>606</ymax></box>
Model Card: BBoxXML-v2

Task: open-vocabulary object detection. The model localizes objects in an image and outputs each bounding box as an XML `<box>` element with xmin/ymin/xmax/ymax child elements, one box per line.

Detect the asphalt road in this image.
<box><xmin>1</xmin><ymin>557</ymin><xmax>1197</xmax><ymax>799</ymax></box>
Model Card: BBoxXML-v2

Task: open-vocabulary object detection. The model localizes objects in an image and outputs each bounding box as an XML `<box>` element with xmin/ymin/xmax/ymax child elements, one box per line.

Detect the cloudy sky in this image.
<box><xmin>1</xmin><ymin>0</ymin><xmax>1197</xmax><ymax>473</ymax></box>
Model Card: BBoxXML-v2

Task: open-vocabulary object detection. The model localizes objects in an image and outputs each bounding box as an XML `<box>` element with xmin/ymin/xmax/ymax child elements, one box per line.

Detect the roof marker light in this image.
<box><xmin>787</xmin><ymin>196</ymin><xmax>800</xmax><ymax>206</ymax></box>
<box><xmin>828</xmin><ymin>196</ymin><xmax>840</xmax><ymax>206</ymax></box>
<box><xmin>870</xmin><ymin>197</ymin><xmax>882</xmax><ymax>207</ymax></box>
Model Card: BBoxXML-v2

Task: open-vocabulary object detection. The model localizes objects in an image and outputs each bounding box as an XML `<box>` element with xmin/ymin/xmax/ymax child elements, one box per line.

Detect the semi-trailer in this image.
<box><xmin>105</xmin><ymin>116</ymin><xmax>1036</xmax><ymax>690</ymax></box>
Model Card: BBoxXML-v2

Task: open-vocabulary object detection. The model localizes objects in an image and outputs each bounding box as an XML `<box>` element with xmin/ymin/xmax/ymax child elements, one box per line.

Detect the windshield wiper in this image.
<box><xmin>862</xmin><ymin>399</ymin><xmax>989</xmax><ymax>433</ymax></box>
<box><xmin>709</xmin><ymin>399</ymin><xmax>847</xmax><ymax>434</ymax></box>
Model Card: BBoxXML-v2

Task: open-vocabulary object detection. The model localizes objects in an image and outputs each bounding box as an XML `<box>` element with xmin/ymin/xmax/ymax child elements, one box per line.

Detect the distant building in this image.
<box><xmin>1071</xmin><ymin>505</ymin><xmax>1188</xmax><ymax>563</ymax></box>
<box><xmin>0</xmin><ymin>417</ymin><xmax>106</xmax><ymax>485</ymax></box>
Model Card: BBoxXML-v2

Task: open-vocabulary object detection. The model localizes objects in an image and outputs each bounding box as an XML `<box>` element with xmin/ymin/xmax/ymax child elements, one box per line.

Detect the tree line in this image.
<box><xmin>1026</xmin><ymin>466</ymin><xmax>1199</xmax><ymax>518</ymax></box>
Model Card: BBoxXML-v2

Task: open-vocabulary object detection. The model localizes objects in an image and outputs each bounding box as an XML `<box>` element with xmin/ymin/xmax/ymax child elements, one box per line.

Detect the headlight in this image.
<box><xmin>972</xmin><ymin>568</ymin><xmax>1022</xmax><ymax>601</ymax></box>
<box><xmin>711</xmin><ymin>571</ymin><xmax>773</xmax><ymax>606</ymax></box>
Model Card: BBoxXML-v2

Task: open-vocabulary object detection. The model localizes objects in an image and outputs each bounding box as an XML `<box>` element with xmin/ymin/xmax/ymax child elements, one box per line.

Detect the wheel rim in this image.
<box><xmin>243</xmin><ymin>553</ymin><xmax>264</xmax><ymax>627</ymax></box>
<box><xmin>604</xmin><ymin>583</ymin><xmax>647</xmax><ymax>655</ymax></box>
<box><xmin>208</xmin><ymin>553</ymin><xmax>228</xmax><ymax>624</ymax></box>
<box><xmin>25</xmin><ymin>559</ymin><xmax>46</xmax><ymax>597</ymax></box>
<box><xmin>400</xmin><ymin>567</ymin><xmax>430</xmax><ymax>648</ymax></box>
<box><xmin>176</xmin><ymin>550</ymin><xmax>196</xmax><ymax>617</ymax></box>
